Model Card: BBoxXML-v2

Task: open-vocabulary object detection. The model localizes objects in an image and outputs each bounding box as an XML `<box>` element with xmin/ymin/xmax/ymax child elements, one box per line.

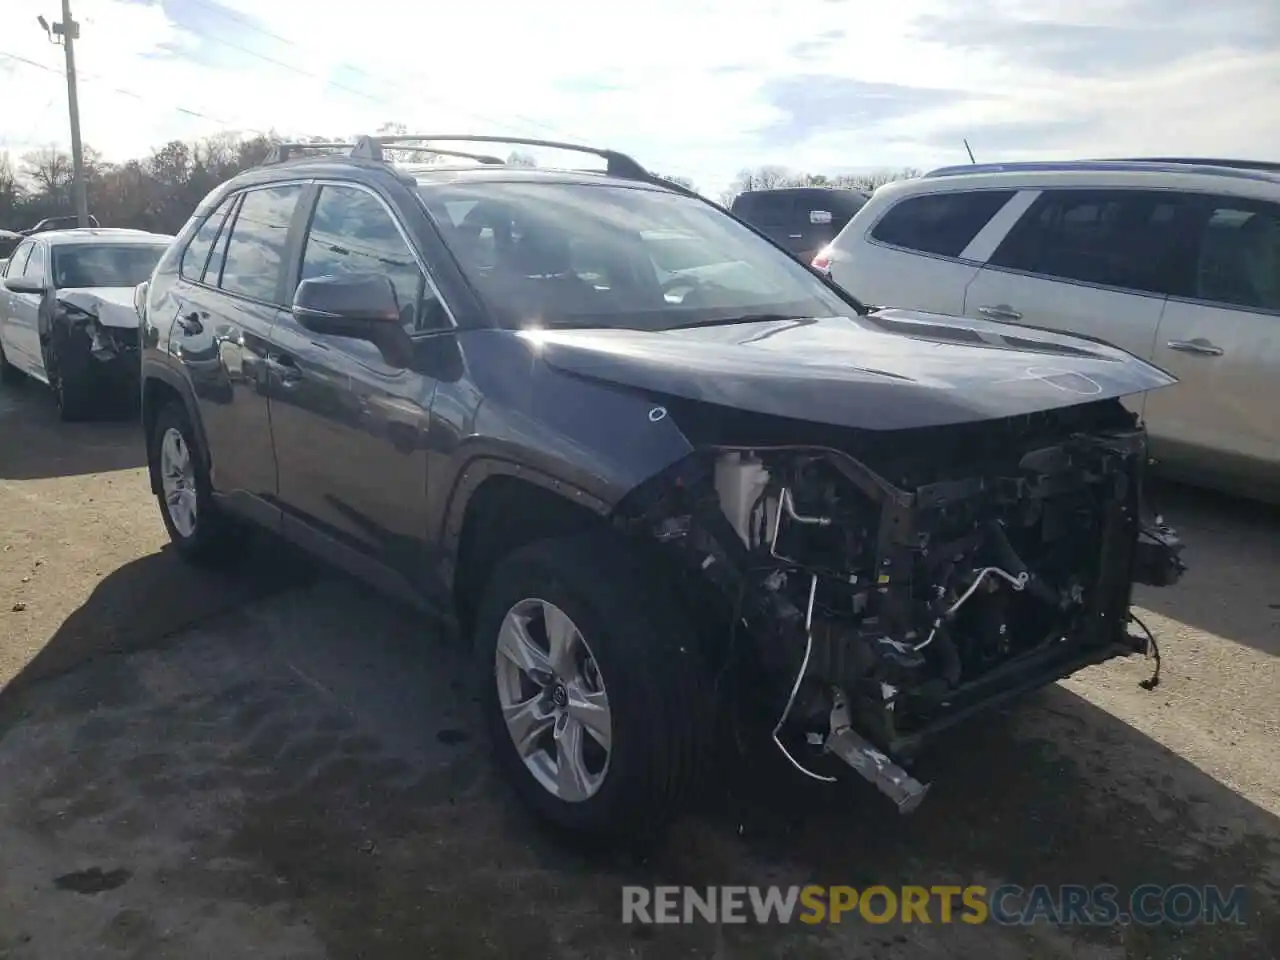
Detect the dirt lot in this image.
<box><xmin>0</xmin><ymin>381</ymin><xmax>1277</xmax><ymax>959</ymax></box>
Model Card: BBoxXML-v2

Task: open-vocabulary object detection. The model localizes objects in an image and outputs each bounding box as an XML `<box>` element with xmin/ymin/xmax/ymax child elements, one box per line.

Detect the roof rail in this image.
<box><xmin>365</xmin><ymin>144</ymin><xmax>507</xmax><ymax>165</ymax></box>
<box><xmin>262</xmin><ymin>141</ymin><xmax>355</xmax><ymax>164</ymax></box>
<box><xmin>924</xmin><ymin>159</ymin><xmax>1280</xmax><ymax>184</ymax></box>
<box><xmin>350</xmin><ymin>134</ymin><xmax>654</xmax><ymax>182</ymax></box>
<box><xmin>1107</xmin><ymin>156</ymin><xmax>1280</xmax><ymax>174</ymax></box>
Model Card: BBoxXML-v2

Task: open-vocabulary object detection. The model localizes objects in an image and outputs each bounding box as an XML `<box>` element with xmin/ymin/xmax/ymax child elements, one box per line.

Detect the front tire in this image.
<box><xmin>474</xmin><ymin>530</ymin><xmax>707</xmax><ymax>841</ymax></box>
<box><xmin>148</xmin><ymin>401</ymin><xmax>242</xmax><ymax>565</ymax></box>
<box><xmin>44</xmin><ymin>324</ymin><xmax>95</xmax><ymax>421</ymax></box>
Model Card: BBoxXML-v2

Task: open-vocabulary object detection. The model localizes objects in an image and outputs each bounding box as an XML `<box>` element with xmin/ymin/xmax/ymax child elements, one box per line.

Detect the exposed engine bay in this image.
<box><xmin>621</xmin><ymin>397</ymin><xmax>1186</xmax><ymax>812</ymax></box>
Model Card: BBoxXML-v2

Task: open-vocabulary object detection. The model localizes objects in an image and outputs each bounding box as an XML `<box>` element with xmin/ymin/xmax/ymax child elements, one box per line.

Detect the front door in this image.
<box><xmin>172</xmin><ymin>183</ymin><xmax>307</xmax><ymax>508</ymax></box>
<box><xmin>9</xmin><ymin>241</ymin><xmax>49</xmax><ymax>375</ymax></box>
<box><xmin>0</xmin><ymin>241</ymin><xmax>35</xmax><ymax>372</ymax></box>
<box><xmin>1142</xmin><ymin>195</ymin><xmax>1280</xmax><ymax>492</ymax></box>
<box><xmin>268</xmin><ymin>181</ymin><xmax>449</xmax><ymax>584</ymax></box>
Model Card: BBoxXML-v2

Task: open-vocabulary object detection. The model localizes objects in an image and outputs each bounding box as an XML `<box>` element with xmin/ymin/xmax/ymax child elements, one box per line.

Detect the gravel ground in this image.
<box><xmin>0</xmin><ymin>381</ymin><xmax>1277</xmax><ymax>959</ymax></box>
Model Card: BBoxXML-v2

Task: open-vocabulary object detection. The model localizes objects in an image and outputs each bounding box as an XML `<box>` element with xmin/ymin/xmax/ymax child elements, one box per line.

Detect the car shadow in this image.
<box><xmin>0</xmin><ymin>539</ymin><xmax>1275</xmax><ymax>959</ymax></box>
<box><xmin>0</xmin><ymin>534</ymin><xmax>316</xmax><ymax>717</ymax></box>
<box><xmin>1140</xmin><ymin>480</ymin><xmax>1280</xmax><ymax>657</ymax></box>
<box><xmin>0</xmin><ymin>380</ymin><xmax>145</xmax><ymax>480</ymax></box>
<box><xmin>648</xmin><ymin>684</ymin><xmax>1280</xmax><ymax>957</ymax></box>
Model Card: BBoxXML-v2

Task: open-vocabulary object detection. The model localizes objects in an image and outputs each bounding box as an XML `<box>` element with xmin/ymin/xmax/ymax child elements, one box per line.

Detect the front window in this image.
<box><xmin>51</xmin><ymin>243</ymin><xmax>168</xmax><ymax>289</ymax></box>
<box><xmin>418</xmin><ymin>181</ymin><xmax>855</xmax><ymax>330</ymax></box>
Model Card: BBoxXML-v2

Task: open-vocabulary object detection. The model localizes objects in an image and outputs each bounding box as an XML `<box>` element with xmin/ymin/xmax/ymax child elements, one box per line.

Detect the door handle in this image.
<box><xmin>176</xmin><ymin>311</ymin><xmax>204</xmax><ymax>336</ymax></box>
<box><xmin>1166</xmin><ymin>338</ymin><xmax>1223</xmax><ymax>357</ymax></box>
<box><xmin>788</xmin><ymin>233</ymin><xmax>803</xmax><ymax>239</ymax></box>
<box><xmin>978</xmin><ymin>304</ymin><xmax>1023</xmax><ymax>321</ymax></box>
<box><xmin>266</xmin><ymin>354</ymin><xmax>303</xmax><ymax>385</ymax></box>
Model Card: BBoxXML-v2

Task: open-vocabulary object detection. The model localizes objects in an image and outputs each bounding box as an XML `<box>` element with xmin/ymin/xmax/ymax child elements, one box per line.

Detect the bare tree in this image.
<box><xmin>654</xmin><ymin>173</ymin><xmax>696</xmax><ymax>192</ymax></box>
<box><xmin>720</xmin><ymin>165</ymin><xmax>922</xmax><ymax>206</ymax></box>
<box><xmin>507</xmin><ymin>150</ymin><xmax>537</xmax><ymax>167</ymax></box>
<box><xmin>0</xmin><ymin>153</ymin><xmax>23</xmax><ymax>223</ymax></box>
<box><xmin>21</xmin><ymin>148</ymin><xmax>75</xmax><ymax>207</ymax></box>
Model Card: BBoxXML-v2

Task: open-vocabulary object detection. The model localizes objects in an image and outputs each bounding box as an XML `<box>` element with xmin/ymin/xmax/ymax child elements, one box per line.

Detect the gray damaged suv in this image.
<box><xmin>137</xmin><ymin>135</ymin><xmax>1186</xmax><ymax>839</ymax></box>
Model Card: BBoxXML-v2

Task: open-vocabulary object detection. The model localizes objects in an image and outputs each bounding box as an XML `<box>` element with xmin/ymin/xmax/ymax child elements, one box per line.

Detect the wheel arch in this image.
<box><xmin>141</xmin><ymin>362</ymin><xmax>210</xmax><ymax>495</ymax></box>
<box><xmin>447</xmin><ymin>460</ymin><xmax>612</xmax><ymax>625</ymax></box>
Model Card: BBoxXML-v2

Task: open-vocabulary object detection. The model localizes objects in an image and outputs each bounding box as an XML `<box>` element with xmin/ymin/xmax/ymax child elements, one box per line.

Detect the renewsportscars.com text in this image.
<box><xmin>622</xmin><ymin>884</ymin><xmax>1247</xmax><ymax>927</ymax></box>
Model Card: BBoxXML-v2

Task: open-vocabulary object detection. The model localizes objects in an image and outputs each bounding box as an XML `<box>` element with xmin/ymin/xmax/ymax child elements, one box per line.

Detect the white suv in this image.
<box><xmin>815</xmin><ymin>159</ymin><xmax>1280</xmax><ymax>501</ymax></box>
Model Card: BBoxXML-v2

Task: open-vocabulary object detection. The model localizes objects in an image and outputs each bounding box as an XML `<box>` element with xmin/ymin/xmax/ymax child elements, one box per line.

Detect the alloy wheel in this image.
<box><xmin>494</xmin><ymin>597</ymin><xmax>612</xmax><ymax>802</ymax></box>
<box><xmin>159</xmin><ymin>426</ymin><xmax>198</xmax><ymax>538</ymax></box>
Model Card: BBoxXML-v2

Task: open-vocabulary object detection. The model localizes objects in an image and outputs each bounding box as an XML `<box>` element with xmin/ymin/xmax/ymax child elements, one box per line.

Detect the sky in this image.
<box><xmin>1</xmin><ymin>0</ymin><xmax>1277</xmax><ymax>197</ymax></box>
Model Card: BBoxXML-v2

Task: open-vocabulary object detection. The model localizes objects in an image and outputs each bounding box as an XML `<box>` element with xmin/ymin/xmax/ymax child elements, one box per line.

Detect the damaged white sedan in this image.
<box><xmin>0</xmin><ymin>228</ymin><xmax>171</xmax><ymax>419</ymax></box>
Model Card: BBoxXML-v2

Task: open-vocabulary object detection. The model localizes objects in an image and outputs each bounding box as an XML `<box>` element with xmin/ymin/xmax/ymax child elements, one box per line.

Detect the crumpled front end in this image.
<box><xmin>53</xmin><ymin>294</ymin><xmax>141</xmax><ymax>393</ymax></box>
<box><xmin>616</xmin><ymin>395</ymin><xmax>1186</xmax><ymax>812</ymax></box>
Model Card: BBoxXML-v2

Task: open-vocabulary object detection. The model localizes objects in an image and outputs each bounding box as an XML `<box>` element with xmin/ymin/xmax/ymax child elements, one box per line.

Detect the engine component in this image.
<box><xmin>713</xmin><ymin>452</ymin><xmax>772</xmax><ymax>547</ymax></box>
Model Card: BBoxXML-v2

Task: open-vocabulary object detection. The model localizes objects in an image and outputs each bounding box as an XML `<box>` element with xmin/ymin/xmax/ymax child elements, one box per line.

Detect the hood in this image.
<box><xmin>523</xmin><ymin>309</ymin><xmax>1177</xmax><ymax>431</ymax></box>
<box><xmin>55</xmin><ymin>287</ymin><xmax>140</xmax><ymax>330</ymax></box>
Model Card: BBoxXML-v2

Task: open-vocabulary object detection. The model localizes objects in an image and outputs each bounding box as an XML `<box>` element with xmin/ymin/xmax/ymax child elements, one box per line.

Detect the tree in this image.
<box><xmin>654</xmin><ymin>173</ymin><xmax>696</xmax><ymax>192</ymax></box>
<box><xmin>0</xmin><ymin>153</ymin><xmax>23</xmax><ymax>223</ymax></box>
<box><xmin>21</xmin><ymin>148</ymin><xmax>75</xmax><ymax>207</ymax></box>
<box><xmin>719</xmin><ymin>165</ymin><xmax>921</xmax><ymax>206</ymax></box>
<box><xmin>0</xmin><ymin>128</ymin><xmax>926</xmax><ymax>240</ymax></box>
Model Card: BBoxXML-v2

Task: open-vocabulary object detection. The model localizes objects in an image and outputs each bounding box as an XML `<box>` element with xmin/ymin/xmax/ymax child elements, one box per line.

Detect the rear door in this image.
<box><xmin>1141</xmin><ymin>195</ymin><xmax>1280</xmax><ymax>491</ymax></box>
<box><xmin>961</xmin><ymin>189</ymin><xmax>1187</xmax><ymax>360</ymax></box>
<box><xmin>171</xmin><ymin>182</ymin><xmax>307</xmax><ymax>513</ymax></box>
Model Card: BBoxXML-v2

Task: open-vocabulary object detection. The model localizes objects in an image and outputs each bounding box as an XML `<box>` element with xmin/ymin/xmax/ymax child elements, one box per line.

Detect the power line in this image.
<box><xmin>0</xmin><ymin>48</ymin><xmax>267</xmax><ymax>138</ymax></box>
<box><xmin>177</xmin><ymin>0</ymin><xmax>580</xmax><ymax>141</ymax></box>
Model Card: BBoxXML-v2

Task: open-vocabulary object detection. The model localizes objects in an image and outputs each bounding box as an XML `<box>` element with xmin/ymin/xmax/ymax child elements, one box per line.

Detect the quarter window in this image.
<box><xmin>989</xmin><ymin>190</ymin><xmax>1187</xmax><ymax>295</ymax></box>
<box><xmin>871</xmin><ymin>191</ymin><xmax>1015</xmax><ymax>258</ymax></box>
<box><xmin>1192</xmin><ymin>201</ymin><xmax>1280</xmax><ymax>311</ymax></box>
<box><xmin>218</xmin><ymin>184</ymin><xmax>304</xmax><ymax>303</ymax></box>
<box><xmin>299</xmin><ymin>184</ymin><xmax>444</xmax><ymax>331</ymax></box>
<box><xmin>5</xmin><ymin>241</ymin><xmax>32</xmax><ymax>278</ymax></box>
<box><xmin>23</xmin><ymin>243</ymin><xmax>47</xmax><ymax>283</ymax></box>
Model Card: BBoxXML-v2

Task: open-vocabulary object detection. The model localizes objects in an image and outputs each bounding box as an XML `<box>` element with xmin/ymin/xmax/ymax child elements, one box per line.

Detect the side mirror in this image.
<box><xmin>291</xmin><ymin>273</ymin><xmax>413</xmax><ymax>368</ymax></box>
<box><xmin>3</xmin><ymin>276</ymin><xmax>43</xmax><ymax>295</ymax></box>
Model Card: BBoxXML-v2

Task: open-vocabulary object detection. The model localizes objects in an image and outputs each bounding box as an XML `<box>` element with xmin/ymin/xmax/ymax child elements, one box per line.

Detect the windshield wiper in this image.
<box><xmin>665</xmin><ymin>313</ymin><xmax>811</xmax><ymax>330</ymax></box>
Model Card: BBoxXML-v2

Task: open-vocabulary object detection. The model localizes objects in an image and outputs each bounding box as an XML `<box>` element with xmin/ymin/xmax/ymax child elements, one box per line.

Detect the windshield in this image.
<box><xmin>418</xmin><ymin>181</ymin><xmax>856</xmax><ymax>330</ymax></box>
<box><xmin>52</xmin><ymin>243</ymin><xmax>167</xmax><ymax>288</ymax></box>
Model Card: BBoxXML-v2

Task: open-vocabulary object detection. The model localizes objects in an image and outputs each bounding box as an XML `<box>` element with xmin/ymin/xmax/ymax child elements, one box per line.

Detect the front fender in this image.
<box><xmin>426</xmin><ymin>330</ymin><xmax>696</xmax><ymax>565</ymax></box>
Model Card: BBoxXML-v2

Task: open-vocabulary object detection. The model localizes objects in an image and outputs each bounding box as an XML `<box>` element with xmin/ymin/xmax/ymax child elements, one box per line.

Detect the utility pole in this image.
<box><xmin>38</xmin><ymin>1</ymin><xmax>90</xmax><ymax>226</ymax></box>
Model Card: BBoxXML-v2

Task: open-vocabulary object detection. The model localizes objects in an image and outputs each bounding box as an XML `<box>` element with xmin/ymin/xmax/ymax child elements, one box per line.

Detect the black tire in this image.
<box><xmin>474</xmin><ymin>529</ymin><xmax>708</xmax><ymax>842</ymax></box>
<box><xmin>44</xmin><ymin>324</ymin><xmax>94</xmax><ymax>421</ymax></box>
<box><xmin>148</xmin><ymin>401</ymin><xmax>242</xmax><ymax>565</ymax></box>
<box><xmin>0</xmin><ymin>340</ymin><xmax>23</xmax><ymax>386</ymax></box>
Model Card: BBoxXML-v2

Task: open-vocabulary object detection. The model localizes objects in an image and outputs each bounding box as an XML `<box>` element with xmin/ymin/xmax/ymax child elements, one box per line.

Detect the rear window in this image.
<box><xmin>732</xmin><ymin>192</ymin><xmax>795</xmax><ymax>227</ymax></box>
<box><xmin>52</xmin><ymin>243</ymin><xmax>167</xmax><ymax>288</ymax></box>
<box><xmin>870</xmin><ymin>191</ymin><xmax>1015</xmax><ymax>258</ymax></box>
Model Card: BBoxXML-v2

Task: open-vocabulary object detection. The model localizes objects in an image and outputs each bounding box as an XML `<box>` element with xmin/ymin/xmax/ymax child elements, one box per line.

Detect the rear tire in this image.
<box><xmin>474</xmin><ymin>529</ymin><xmax>707</xmax><ymax>842</ymax></box>
<box><xmin>149</xmin><ymin>401</ymin><xmax>242</xmax><ymax>566</ymax></box>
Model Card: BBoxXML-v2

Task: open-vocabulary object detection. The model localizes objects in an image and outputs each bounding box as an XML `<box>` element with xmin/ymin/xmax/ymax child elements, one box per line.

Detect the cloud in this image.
<box><xmin>0</xmin><ymin>0</ymin><xmax>1275</xmax><ymax>198</ymax></box>
<box><xmin>757</xmin><ymin>76</ymin><xmax>971</xmax><ymax>143</ymax></box>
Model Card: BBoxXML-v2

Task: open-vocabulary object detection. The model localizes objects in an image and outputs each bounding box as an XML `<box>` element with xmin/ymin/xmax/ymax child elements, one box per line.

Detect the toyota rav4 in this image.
<box><xmin>137</xmin><ymin>135</ymin><xmax>1186</xmax><ymax>840</ymax></box>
